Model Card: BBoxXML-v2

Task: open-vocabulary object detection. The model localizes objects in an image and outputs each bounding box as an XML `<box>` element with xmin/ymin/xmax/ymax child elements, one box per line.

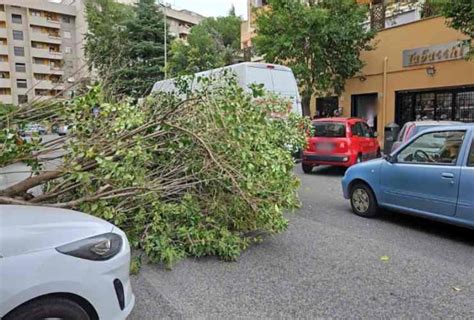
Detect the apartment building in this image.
<box><xmin>0</xmin><ymin>0</ymin><xmax>86</xmax><ymax>106</ymax></box>
<box><xmin>116</xmin><ymin>1</ymin><xmax>205</xmax><ymax>41</ymax></box>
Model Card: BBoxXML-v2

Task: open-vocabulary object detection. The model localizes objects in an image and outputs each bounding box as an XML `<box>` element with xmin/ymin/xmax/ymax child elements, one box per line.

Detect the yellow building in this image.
<box><xmin>312</xmin><ymin>16</ymin><xmax>474</xmax><ymax>142</ymax></box>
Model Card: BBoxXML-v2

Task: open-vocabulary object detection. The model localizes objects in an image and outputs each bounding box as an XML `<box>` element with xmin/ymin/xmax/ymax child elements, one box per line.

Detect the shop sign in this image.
<box><xmin>403</xmin><ymin>41</ymin><xmax>470</xmax><ymax>67</ymax></box>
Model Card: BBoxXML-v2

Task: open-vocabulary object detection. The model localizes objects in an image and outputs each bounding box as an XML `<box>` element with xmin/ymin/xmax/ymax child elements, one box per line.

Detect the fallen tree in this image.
<box><xmin>0</xmin><ymin>77</ymin><xmax>307</xmax><ymax>266</ymax></box>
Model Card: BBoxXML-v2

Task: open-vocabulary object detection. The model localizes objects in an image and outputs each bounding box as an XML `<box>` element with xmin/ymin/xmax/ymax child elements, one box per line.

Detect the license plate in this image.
<box><xmin>317</xmin><ymin>143</ymin><xmax>333</xmax><ymax>151</ymax></box>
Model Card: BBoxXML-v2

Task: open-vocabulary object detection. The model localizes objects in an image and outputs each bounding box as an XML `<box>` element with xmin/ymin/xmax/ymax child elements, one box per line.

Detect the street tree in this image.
<box><xmin>432</xmin><ymin>0</ymin><xmax>473</xmax><ymax>57</ymax></box>
<box><xmin>85</xmin><ymin>0</ymin><xmax>168</xmax><ymax>98</ymax></box>
<box><xmin>254</xmin><ymin>0</ymin><xmax>375</xmax><ymax>116</ymax></box>
<box><xmin>167</xmin><ymin>8</ymin><xmax>242</xmax><ymax>76</ymax></box>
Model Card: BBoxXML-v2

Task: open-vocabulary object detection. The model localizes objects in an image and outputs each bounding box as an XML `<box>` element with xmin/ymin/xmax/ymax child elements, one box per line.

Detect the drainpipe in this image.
<box><xmin>382</xmin><ymin>56</ymin><xmax>388</xmax><ymax>145</ymax></box>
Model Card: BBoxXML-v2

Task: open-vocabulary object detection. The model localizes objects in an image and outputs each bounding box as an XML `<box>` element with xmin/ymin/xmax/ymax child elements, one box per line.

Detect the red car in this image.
<box><xmin>302</xmin><ymin>117</ymin><xmax>381</xmax><ymax>173</ymax></box>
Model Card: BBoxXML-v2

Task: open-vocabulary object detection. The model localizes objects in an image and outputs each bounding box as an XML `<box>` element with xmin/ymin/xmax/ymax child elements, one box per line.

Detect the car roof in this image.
<box><xmin>406</xmin><ymin>121</ymin><xmax>462</xmax><ymax>127</ymax></box>
<box><xmin>312</xmin><ymin>117</ymin><xmax>363</xmax><ymax>123</ymax></box>
<box><xmin>417</xmin><ymin>123</ymin><xmax>474</xmax><ymax>133</ymax></box>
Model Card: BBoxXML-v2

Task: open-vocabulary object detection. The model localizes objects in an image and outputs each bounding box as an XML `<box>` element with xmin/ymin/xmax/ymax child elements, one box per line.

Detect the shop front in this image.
<box><xmin>311</xmin><ymin>16</ymin><xmax>474</xmax><ymax>146</ymax></box>
<box><xmin>396</xmin><ymin>86</ymin><xmax>474</xmax><ymax>126</ymax></box>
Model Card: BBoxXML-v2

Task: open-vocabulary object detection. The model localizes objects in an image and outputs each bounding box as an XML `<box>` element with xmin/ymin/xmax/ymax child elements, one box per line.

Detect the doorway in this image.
<box><xmin>316</xmin><ymin>96</ymin><xmax>339</xmax><ymax>118</ymax></box>
<box><xmin>351</xmin><ymin>93</ymin><xmax>378</xmax><ymax>132</ymax></box>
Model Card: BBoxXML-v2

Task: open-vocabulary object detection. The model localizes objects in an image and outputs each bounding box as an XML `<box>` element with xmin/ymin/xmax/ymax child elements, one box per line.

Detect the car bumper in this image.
<box><xmin>302</xmin><ymin>152</ymin><xmax>355</xmax><ymax>167</ymax></box>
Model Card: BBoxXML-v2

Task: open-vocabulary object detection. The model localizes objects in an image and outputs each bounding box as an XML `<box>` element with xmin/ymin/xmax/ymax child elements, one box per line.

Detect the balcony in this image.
<box><xmin>29</xmin><ymin>15</ymin><xmax>61</xmax><ymax>29</ymax></box>
<box><xmin>32</xmin><ymin>63</ymin><xmax>64</xmax><ymax>75</ymax></box>
<box><xmin>0</xmin><ymin>94</ymin><xmax>13</xmax><ymax>105</ymax></box>
<box><xmin>0</xmin><ymin>62</ymin><xmax>9</xmax><ymax>71</ymax></box>
<box><xmin>29</xmin><ymin>31</ymin><xmax>61</xmax><ymax>44</ymax></box>
<box><xmin>33</xmin><ymin>80</ymin><xmax>65</xmax><ymax>91</ymax></box>
<box><xmin>31</xmin><ymin>47</ymin><xmax>63</xmax><ymax>60</ymax></box>
<box><xmin>0</xmin><ymin>45</ymin><xmax>8</xmax><ymax>55</ymax></box>
<box><xmin>0</xmin><ymin>78</ymin><xmax>11</xmax><ymax>87</ymax></box>
<box><xmin>0</xmin><ymin>28</ymin><xmax>7</xmax><ymax>38</ymax></box>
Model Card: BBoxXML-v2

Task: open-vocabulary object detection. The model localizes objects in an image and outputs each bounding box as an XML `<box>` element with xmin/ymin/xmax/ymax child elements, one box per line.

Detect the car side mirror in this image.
<box><xmin>384</xmin><ymin>154</ymin><xmax>396</xmax><ymax>164</ymax></box>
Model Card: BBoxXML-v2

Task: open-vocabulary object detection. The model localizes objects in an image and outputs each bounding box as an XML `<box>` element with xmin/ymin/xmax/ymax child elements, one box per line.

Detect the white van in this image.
<box><xmin>152</xmin><ymin>62</ymin><xmax>302</xmax><ymax>116</ymax></box>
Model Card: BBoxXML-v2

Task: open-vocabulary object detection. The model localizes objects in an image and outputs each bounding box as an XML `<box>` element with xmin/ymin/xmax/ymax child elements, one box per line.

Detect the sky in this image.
<box><xmin>166</xmin><ymin>0</ymin><xmax>248</xmax><ymax>18</ymax></box>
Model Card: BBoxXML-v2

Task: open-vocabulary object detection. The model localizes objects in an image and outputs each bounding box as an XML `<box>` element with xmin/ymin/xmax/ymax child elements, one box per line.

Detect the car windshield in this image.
<box><xmin>313</xmin><ymin>122</ymin><xmax>346</xmax><ymax>138</ymax></box>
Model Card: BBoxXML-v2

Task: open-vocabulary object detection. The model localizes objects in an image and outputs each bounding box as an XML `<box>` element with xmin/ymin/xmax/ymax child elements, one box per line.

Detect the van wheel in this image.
<box><xmin>302</xmin><ymin>163</ymin><xmax>313</xmax><ymax>174</ymax></box>
<box><xmin>350</xmin><ymin>182</ymin><xmax>379</xmax><ymax>218</ymax></box>
<box><xmin>4</xmin><ymin>297</ymin><xmax>90</xmax><ymax>320</ymax></box>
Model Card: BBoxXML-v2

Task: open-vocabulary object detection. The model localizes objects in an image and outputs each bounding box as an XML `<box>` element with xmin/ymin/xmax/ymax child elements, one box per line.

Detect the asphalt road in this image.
<box><xmin>129</xmin><ymin>165</ymin><xmax>474</xmax><ymax>319</ymax></box>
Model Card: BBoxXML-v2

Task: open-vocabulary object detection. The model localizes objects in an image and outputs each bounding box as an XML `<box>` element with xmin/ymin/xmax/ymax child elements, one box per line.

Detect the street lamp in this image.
<box><xmin>158</xmin><ymin>1</ymin><xmax>168</xmax><ymax>79</ymax></box>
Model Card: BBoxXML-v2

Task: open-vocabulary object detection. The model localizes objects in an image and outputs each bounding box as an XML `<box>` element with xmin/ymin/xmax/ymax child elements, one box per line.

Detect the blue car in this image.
<box><xmin>342</xmin><ymin>124</ymin><xmax>474</xmax><ymax>229</ymax></box>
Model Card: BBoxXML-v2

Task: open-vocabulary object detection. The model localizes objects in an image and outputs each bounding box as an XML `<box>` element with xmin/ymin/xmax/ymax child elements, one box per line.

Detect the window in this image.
<box><xmin>15</xmin><ymin>63</ymin><xmax>26</xmax><ymax>72</ymax></box>
<box><xmin>13</xmin><ymin>46</ymin><xmax>24</xmax><ymax>56</ymax></box>
<box><xmin>11</xmin><ymin>14</ymin><xmax>22</xmax><ymax>24</ymax></box>
<box><xmin>62</xmin><ymin>16</ymin><xmax>71</xmax><ymax>23</ymax></box>
<box><xmin>468</xmin><ymin>140</ymin><xmax>474</xmax><ymax>167</ymax></box>
<box><xmin>12</xmin><ymin>30</ymin><xmax>23</xmax><ymax>40</ymax></box>
<box><xmin>64</xmin><ymin>46</ymin><xmax>72</xmax><ymax>54</ymax></box>
<box><xmin>16</xmin><ymin>79</ymin><xmax>27</xmax><ymax>88</ymax></box>
<box><xmin>351</xmin><ymin>122</ymin><xmax>364</xmax><ymax>137</ymax></box>
<box><xmin>63</xmin><ymin>31</ymin><xmax>71</xmax><ymax>39</ymax></box>
<box><xmin>313</xmin><ymin>122</ymin><xmax>346</xmax><ymax>138</ymax></box>
<box><xmin>18</xmin><ymin>94</ymin><xmax>28</xmax><ymax>104</ymax></box>
<box><xmin>397</xmin><ymin>131</ymin><xmax>466</xmax><ymax>165</ymax></box>
<box><xmin>0</xmin><ymin>72</ymin><xmax>8</xmax><ymax>78</ymax></box>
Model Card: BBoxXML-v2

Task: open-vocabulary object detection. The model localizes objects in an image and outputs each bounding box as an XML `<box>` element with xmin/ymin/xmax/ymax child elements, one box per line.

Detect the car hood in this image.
<box><xmin>0</xmin><ymin>205</ymin><xmax>114</xmax><ymax>258</ymax></box>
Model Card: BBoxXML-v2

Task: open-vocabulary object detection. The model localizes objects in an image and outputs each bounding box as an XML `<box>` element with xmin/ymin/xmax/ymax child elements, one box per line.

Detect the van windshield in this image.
<box><xmin>313</xmin><ymin>122</ymin><xmax>346</xmax><ymax>138</ymax></box>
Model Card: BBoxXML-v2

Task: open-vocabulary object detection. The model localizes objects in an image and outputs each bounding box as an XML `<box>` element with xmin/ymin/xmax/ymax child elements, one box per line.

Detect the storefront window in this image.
<box><xmin>455</xmin><ymin>92</ymin><xmax>474</xmax><ymax>122</ymax></box>
<box><xmin>396</xmin><ymin>87</ymin><xmax>474</xmax><ymax>127</ymax></box>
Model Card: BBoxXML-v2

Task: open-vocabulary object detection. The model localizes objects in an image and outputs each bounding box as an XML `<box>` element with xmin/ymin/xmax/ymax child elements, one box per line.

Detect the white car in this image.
<box><xmin>0</xmin><ymin>205</ymin><xmax>135</xmax><ymax>320</ymax></box>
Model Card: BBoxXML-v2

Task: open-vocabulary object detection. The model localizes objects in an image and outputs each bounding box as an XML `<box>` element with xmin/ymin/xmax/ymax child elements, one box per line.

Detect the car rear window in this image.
<box><xmin>313</xmin><ymin>122</ymin><xmax>346</xmax><ymax>138</ymax></box>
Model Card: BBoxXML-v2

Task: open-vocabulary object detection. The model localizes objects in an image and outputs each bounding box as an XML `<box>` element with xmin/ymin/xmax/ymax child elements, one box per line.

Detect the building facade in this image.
<box><xmin>0</xmin><ymin>0</ymin><xmax>87</xmax><ymax>106</ymax></box>
<box><xmin>312</xmin><ymin>16</ymin><xmax>474</xmax><ymax>143</ymax></box>
<box><xmin>116</xmin><ymin>1</ymin><xmax>204</xmax><ymax>42</ymax></box>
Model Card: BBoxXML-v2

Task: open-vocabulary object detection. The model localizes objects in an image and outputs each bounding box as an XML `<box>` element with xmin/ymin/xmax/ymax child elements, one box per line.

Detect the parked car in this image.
<box><xmin>301</xmin><ymin>118</ymin><xmax>381</xmax><ymax>173</ymax></box>
<box><xmin>391</xmin><ymin>121</ymin><xmax>461</xmax><ymax>153</ymax></box>
<box><xmin>19</xmin><ymin>123</ymin><xmax>46</xmax><ymax>137</ymax></box>
<box><xmin>0</xmin><ymin>205</ymin><xmax>135</xmax><ymax>320</ymax></box>
<box><xmin>342</xmin><ymin>124</ymin><xmax>474</xmax><ymax>229</ymax></box>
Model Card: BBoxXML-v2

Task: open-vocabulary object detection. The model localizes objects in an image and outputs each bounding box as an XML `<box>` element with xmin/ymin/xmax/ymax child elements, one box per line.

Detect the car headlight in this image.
<box><xmin>56</xmin><ymin>233</ymin><xmax>123</xmax><ymax>261</ymax></box>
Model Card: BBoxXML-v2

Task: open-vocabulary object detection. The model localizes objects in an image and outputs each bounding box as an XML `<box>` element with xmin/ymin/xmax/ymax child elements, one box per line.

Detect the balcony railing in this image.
<box><xmin>29</xmin><ymin>15</ymin><xmax>61</xmax><ymax>29</ymax></box>
<box><xmin>0</xmin><ymin>94</ymin><xmax>13</xmax><ymax>105</ymax></box>
<box><xmin>31</xmin><ymin>47</ymin><xmax>63</xmax><ymax>60</ymax></box>
<box><xmin>32</xmin><ymin>63</ymin><xmax>64</xmax><ymax>75</ymax></box>
<box><xmin>30</xmin><ymin>31</ymin><xmax>62</xmax><ymax>44</ymax></box>
<box><xmin>0</xmin><ymin>78</ymin><xmax>11</xmax><ymax>88</ymax></box>
<box><xmin>0</xmin><ymin>61</ymin><xmax>9</xmax><ymax>71</ymax></box>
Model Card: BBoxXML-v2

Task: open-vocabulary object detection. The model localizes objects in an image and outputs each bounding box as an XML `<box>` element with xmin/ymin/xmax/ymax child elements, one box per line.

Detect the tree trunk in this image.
<box><xmin>301</xmin><ymin>94</ymin><xmax>312</xmax><ymax>117</ymax></box>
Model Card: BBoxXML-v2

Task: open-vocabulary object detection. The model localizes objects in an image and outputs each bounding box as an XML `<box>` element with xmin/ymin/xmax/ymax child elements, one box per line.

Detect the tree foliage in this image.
<box><xmin>254</xmin><ymin>0</ymin><xmax>375</xmax><ymax>115</ymax></box>
<box><xmin>85</xmin><ymin>0</ymin><xmax>168</xmax><ymax>98</ymax></box>
<box><xmin>167</xmin><ymin>9</ymin><xmax>242</xmax><ymax>76</ymax></box>
<box><xmin>432</xmin><ymin>0</ymin><xmax>473</xmax><ymax>57</ymax></box>
<box><xmin>0</xmin><ymin>77</ymin><xmax>307</xmax><ymax>267</ymax></box>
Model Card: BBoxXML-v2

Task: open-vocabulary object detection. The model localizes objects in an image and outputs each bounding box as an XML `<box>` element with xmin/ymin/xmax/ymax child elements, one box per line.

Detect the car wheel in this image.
<box><xmin>302</xmin><ymin>163</ymin><xmax>313</xmax><ymax>174</ymax></box>
<box><xmin>4</xmin><ymin>297</ymin><xmax>90</xmax><ymax>320</ymax></box>
<box><xmin>350</xmin><ymin>182</ymin><xmax>379</xmax><ymax>218</ymax></box>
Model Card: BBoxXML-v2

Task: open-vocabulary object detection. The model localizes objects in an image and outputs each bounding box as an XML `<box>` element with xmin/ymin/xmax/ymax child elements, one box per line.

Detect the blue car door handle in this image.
<box><xmin>441</xmin><ymin>173</ymin><xmax>455</xmax><ymax>179</ymax></box>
